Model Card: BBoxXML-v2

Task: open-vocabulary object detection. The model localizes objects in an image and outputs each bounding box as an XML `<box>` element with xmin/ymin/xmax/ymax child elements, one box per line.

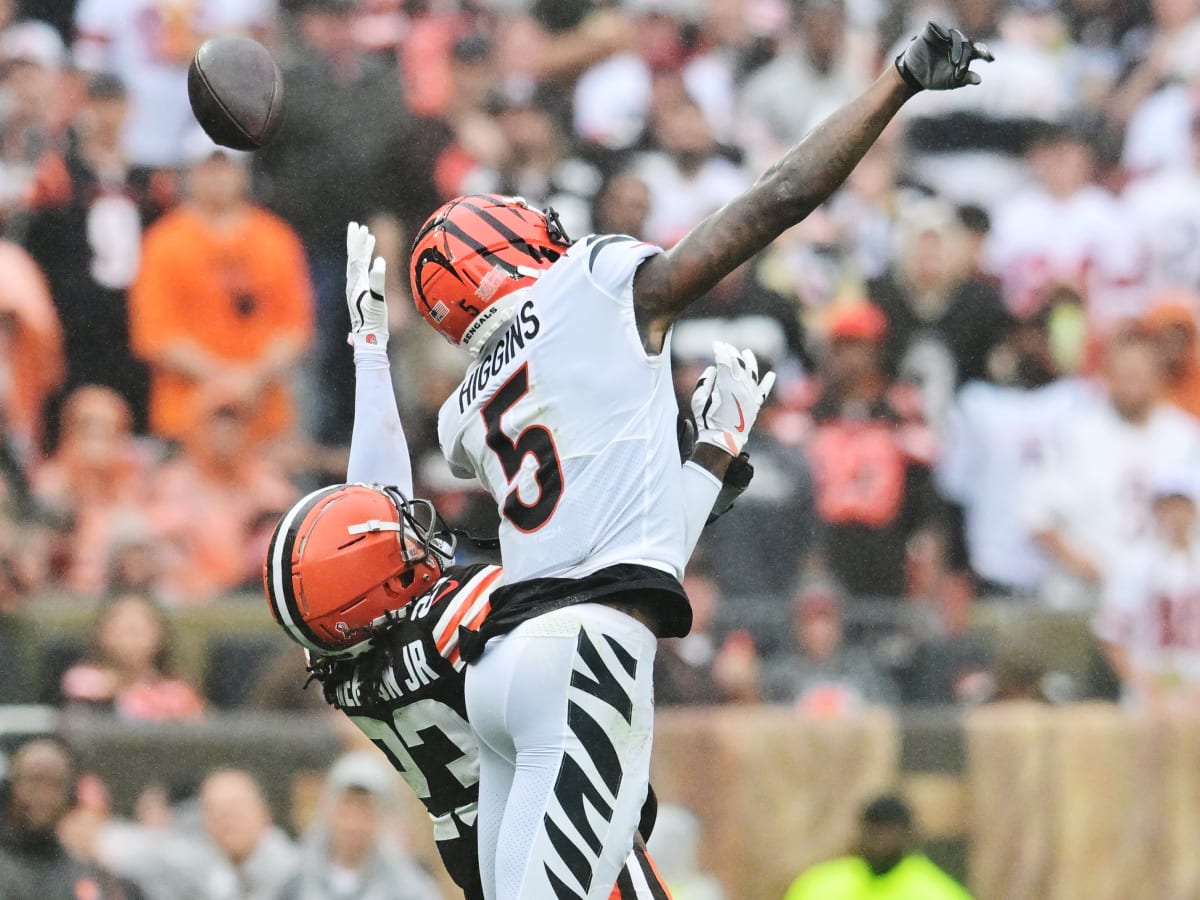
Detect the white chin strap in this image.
<box><xmin>461</xmin><ymin>287</ymin><xmax>534</xmax><ymax>357</ymax></box>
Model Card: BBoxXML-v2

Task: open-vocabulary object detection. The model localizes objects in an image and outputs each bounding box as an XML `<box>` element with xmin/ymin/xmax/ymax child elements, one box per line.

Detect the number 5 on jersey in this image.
<box><xmin>481</xmin><ymin>364</ymin><xmax>564</xmax><ymax>532</ymax></box>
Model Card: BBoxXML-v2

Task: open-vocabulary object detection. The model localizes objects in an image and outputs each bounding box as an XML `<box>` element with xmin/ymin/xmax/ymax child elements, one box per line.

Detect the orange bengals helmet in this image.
<box><xmin>263</xmin><ymin>484</ymin><xmax>455</xmax><ymax>655</ymax></box>
<box><xmin>409</xmin><ymin>194</ymin><xmax>572</xmax><ymax>354</ymax></box>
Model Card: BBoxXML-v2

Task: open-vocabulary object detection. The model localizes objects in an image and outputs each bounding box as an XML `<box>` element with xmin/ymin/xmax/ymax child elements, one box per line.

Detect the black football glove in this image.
<box><xmin>896</xmin><ymin>21</ymin><xmax>994</xmax><ymax>92</ymax></box>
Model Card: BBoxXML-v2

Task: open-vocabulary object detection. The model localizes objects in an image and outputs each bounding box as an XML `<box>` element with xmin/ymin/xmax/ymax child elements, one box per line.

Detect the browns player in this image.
<box><xmin>263</xmin><ymin>225</ymin><xmax>759</xmax><ymax>899</ymax></box>
<box><xmin>408</xmin><ymin>23</ymin><xmax>992</xmax><ymax>900</ymax></box>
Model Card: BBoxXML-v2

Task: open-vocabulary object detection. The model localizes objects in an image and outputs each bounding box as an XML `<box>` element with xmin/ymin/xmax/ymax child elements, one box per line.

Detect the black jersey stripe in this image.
<box><xmin>587</xmin><ymin>234</ymin><xmax>636</xmax><ymax>270</ymax></box>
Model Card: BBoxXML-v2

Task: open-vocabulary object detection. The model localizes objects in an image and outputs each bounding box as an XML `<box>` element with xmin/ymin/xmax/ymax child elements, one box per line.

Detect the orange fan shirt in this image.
<box><xmin>129</xmin><ymin>206</ymin><xmax>313</xmax><ymax>442</ymax></box>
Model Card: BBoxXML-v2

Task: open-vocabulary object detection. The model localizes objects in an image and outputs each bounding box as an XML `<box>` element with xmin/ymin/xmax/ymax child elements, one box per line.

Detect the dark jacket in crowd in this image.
<box><xmin>0</xmin><ymin>822</ymin><xmax>143</xmax><ymax>900</ymax></box>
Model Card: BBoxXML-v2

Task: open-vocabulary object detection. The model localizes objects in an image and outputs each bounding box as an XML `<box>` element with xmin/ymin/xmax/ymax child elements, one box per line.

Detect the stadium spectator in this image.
<box><xmin>738</xmin><ymin>0</ymin><xmax>871</xmax><ymax>170</ymax></box>
<box><xmin>983</xmin><ymin>120</ymin><xmax>1142</xmax><ymax>329</ymax></box>
<box><xmin>937</xmin><ymin>310</ymin><xmax>1089</xmax><ymax>597</ymax></box>
<box><xmin>590</xmin><ymin>167</ymin><xmax>650</xmax><ymax>238</ymax></box>
<box><xmin>1023</xmin><ymin>329</ymin><xmax>1200</xmax><ymax>610</ymax></box>
<box><xmin>869</xmin><ymin>196</ymin><xmax>1010</xmax><ymax>429</ymax></box>
<box><xmin>0</xmin><ymin>736</ymin><xmax>144</xmax><ymax>899</ymax></box>
<box><xmin>1123</xmin><ymin>115</ymin><xmax>1200</xmax><ymax>300</ymax></box>
<box><xmin>1110</xmin><ymin>0</ymin><xmax>1200</xmax><ymax>152</ymax></box>
<box><xmin>568</xmin><ymin>5</ymin><xmax>659</xmax><ymax>152</ymax></box>
<box><xmin>398</xmin><ymin>32</ymin><xmax>505</xmax><ymax>229</ymax></box>
<box><xmin>129</xmin><ymin>133</ymin><xmax>313</xmax><ymax>446</ymax></box>
<box><xmin>1095</xmin><ymin>472</ymin><xmax>1200</xmax><ymax>710</ymax></box>
<box><xmin>781</xmin><ymin>793</ymin><xmax>972</xmax><ymax>899</ymax></box>
<box><xmin>0</xmin><ymin>237</ymin><xmax>62</xmax><ymax>462</ymax></box>
<box><xmin>635</xmin><ymin>93</ymin><xmax>748</xmax><ymax>246</ymax></box>
<box><xmin>24</xmin><ymin>72</ymin><xmax>164</xmax><ymax>430</ymax></box>
<box><xmin>147</xmin><ymin>392</ymin><xmax>297</xmax><ymax>604</ymax></box>
<box><xmin>277</xmin><ymin>751</ymin><xmax>442</xmax><ymax>900</ymax></box>
<box><xmin>71</xmin><ymin>0</ymin><xmax>273</xmax><ymax>168</ymax></box>
<box><xmin>32</xmin><ymin>386</ymin><xmax>154</xmax><ymax>597</ymax></box>
<box><xmin>1141</xmin><ymin>297</ymin><xmax>1200</xmax><ymax>418</ymax></box>
<box><xmin>89</xmin><ymin>768</ymin><xmax>298</xmax><ymax>900</ymax></box>
<box><xmin>898</xmin><ymin>0</ymin><xmax>1074</xmax><ymax>208</ymax></box>
<box><xmin>0</xmin><ymin>20</ymin><xmax>70</xmax><ymax>233</ymax></box>
<box><xmin>59</xmin><ymin>592</ymin><xmax>204</xmax><ymax>720</ymax></box>
<box><xmin>644</xmin><ymin>804</ymin><xmax>725</xmax><ymax>900</ymax></box>
<box><xmin>761</xmin><ymin>582</ymin><xmax>899</xmax><ymax>714</ymax></box>
<box><xmin>257</xmin><ymin>0</ymin><xmax>409</xmax><ymax>442</ymax></box>
<box><xmin>495</xmin><ymin>92</ymin><xmax>602</xmax><ymax>240</ymax></box>
<box><xmin>655</xmin><ymin>568</ymin><xmax>760</xmax><ymax>706</ymax></box>
<box><xmin>801</xmin><ymin>303</ymin><xmax>942</xmax><ymax>600</ymax></box>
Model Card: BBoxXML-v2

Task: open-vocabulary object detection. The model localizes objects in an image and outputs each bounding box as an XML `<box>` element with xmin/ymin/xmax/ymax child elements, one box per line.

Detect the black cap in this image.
<box><xmin>861</xmin><ymin>794</ymin><xmax>913</xmax><ymax>828</ymax></box>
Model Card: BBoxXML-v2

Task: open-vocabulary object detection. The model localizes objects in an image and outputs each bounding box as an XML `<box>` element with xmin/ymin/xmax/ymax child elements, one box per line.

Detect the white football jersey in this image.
<box><xmin>1095</xmin><ymin>537</ymin><xmax>1200</xmax><ymax>697</ymax></box>
<box><xmin>438</xmin><ymin>235</ymin><xmax>688</xmax><ymax>584</ymax></box>
<box><xmin>1122</xmin><ymin>166</ymin><xmax>1200</xmax><ymax>296</ymax></box>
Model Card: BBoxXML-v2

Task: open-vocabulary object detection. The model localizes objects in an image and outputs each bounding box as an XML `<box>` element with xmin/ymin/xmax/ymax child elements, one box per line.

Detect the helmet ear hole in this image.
<box><xmin>399</xmin><ymin>569</ymin><xmax>416</xmax><ymax>588</ymax></box>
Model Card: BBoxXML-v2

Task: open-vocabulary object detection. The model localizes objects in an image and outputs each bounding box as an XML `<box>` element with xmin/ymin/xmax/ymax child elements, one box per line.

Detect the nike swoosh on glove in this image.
<box><xmin>691</xmin><ymin>341</ymin><xmax>776</xmax><ymax>456</ymax></box>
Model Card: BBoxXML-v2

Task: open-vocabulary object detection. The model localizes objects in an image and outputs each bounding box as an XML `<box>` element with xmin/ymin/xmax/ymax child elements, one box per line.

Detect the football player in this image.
<box><xmin>263</xmin><ymin>225</ymin><xmax>765</xmax><ymax>899</ymax></box>
<box><xmin>408</xmin><ymin>23</ymin><xmax>993</xmax><ymax>900</ymax></box>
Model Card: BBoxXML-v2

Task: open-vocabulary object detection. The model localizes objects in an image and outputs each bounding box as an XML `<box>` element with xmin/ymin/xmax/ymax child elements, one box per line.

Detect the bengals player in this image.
<box><xmin>408</xmin><ymin>24</ymin><xmax>992</xmax><ymax>900</ymax></box>
<box><xmin>263</xmin><ymin>225</ymin><xmax>757</xmax><ymax>899</ymax></box>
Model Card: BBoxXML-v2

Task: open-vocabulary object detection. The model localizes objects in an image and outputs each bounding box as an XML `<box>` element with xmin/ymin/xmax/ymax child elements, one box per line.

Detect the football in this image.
<box><xmin>187</xmin><ymin>35</ymin><xmax>283</xmax><ymax>152</ymax></box>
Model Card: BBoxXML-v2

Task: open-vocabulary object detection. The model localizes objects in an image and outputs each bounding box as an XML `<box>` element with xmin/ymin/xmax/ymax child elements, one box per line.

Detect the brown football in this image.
<box><xmin>187</xmin><ymin>35</ymin><xmax>283</xmax><ymax>152</ymax></box>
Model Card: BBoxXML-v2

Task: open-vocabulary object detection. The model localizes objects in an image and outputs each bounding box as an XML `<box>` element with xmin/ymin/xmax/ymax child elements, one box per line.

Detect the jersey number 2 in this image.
<box><xmin>482</xmin><ymin>364</ymin><xmax>564</xmax><ymax>532</ymax></box>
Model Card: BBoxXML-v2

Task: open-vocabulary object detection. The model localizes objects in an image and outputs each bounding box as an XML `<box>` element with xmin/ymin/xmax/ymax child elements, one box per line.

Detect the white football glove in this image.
<box><xmin>691</xmin><ymin>342</ymin><xmax>776</xmax><ymax>456</ymax></box>
<box><xmin>346</xmin><ymin>221</ymin><xmax>388</xmax><ymax>349</ymax></box>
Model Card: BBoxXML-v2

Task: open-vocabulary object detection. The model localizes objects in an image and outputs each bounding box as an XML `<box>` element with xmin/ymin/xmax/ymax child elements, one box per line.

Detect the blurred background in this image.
<box><xmin>2</xmin><ymin>0</ymin><xmax>1200</xmax><ymax>897</ymax></box>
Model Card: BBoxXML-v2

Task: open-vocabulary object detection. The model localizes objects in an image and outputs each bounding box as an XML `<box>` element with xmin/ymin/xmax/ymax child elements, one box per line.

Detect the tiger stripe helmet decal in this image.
<box><xmin>409</xmin><ymin>194</ymin><xmax>572</xmax><ymax>355</ymax></box>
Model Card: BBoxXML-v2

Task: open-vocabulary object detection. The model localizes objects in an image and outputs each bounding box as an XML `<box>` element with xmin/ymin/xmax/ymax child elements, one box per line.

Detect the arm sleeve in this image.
<box><xmin>345</xmin><ymin>346</ymin><xmax>414</xmax><ymax>495</ymax></box>
<box><xmin>681</xmin><ymin>460</ymin><xmax>723</xmax><ymax>562</ymax></box>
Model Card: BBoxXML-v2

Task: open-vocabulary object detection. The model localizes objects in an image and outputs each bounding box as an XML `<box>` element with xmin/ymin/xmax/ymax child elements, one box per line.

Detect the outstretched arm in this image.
<box><xmin>633</xmin><ymin>23</ymin><xmax>992</xmax><ymax>349</ymax></box>
<box><xmin>344</xmin><ymin>223</ymin><xmax>414</xmax><ymax>495</ymax></box>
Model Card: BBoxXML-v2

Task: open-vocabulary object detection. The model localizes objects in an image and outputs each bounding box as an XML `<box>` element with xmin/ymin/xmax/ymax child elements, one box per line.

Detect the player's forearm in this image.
<box><xmin>681</xmin><ymin>442</ymin><xmax>736</xmax><ymax>560</ymax></box>
<box><xmin>346</xmin><ymin>347</ymin><xmax>414</xmax><ymax>494</ymax></box>
<box><xmin>636</xmin><ymin>68</ymin><xmax>914</xmax><ymax>326</ymax></box>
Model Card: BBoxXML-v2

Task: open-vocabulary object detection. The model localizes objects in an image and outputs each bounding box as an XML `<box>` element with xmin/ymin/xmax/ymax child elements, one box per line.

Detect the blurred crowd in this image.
<box><xmin>2</xmin><ymin>0</ymin><xmax>1200</xmax><ymax>728</ymax></box>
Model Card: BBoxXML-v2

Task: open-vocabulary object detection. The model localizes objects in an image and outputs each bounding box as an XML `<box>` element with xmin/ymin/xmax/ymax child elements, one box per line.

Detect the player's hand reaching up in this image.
<box><xmin>895</xmin><ymin>21</ymin><xmax>993</xmax><ymax>91</ymax></box>
<box><xmin>692</xmin><ymin>342</ymin><xmax>776</xmax><ymax>456</ymax></box>
<box><xmin>346</xmin><ymin>221</ymin><xmax>389</xmax><ymax>349</ymax></box>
